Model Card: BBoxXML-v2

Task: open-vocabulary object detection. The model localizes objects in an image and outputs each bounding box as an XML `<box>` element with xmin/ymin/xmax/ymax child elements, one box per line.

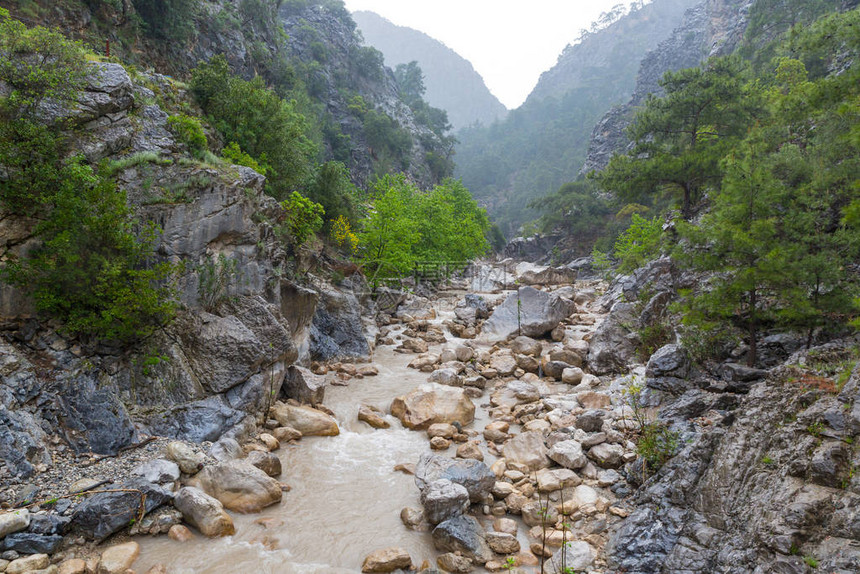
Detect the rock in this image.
<box><xmin>562</xmin><ymin>368</ymin><xmax>584</xmax><ymax>385</ymax></box>
<box><xmin>361</xmin><ymin>547</ymin><xmax>412</xmax><ymax>573</ymax></box>
<box><xmin>189</xmin><ymin>460</ymin><xmax>282</xmax><ymax>513</ymax></box>
<box><xmin>6</xmin><ymin>554</ymin><xmax>49</xmax><ymax>574</ymax></box>
<box><xmin>168</xmin><ymin>524</ymin><xmax>195</xmax><ymax>542</ymax></box>
<box><xmin>310</xmin><ymin>285</ymin><xmax>371</xmax><ymax>361</ymax></box>
<box><xmin>358</xmin><ymin>405</ymin><xmax>390</xmax><ymax>429</ymax></box>
<box><xmin>521</xmin><ymin>501</ymin><xmax>559</xmax><ymax>527</ymax></box>
<box><xmin>455</xmin><ymin>346</ymin><xmax>474</xmax><ymax>362</ymax></box>
<box><xmin>587</xmin><ymin>302</ymin><xmax>639</xmax><ymax>375</ymax></box>
<box><xmin>491</xmin><ymin>481</ymin><xmax>515</xmax><ymax>498</ymax></box>
<box><xmin>428</xmin><ymin>423</ymin><xmax>457</xmax><ymax>439</ymax></box>
<box><xmin>483</xmin><ymin>421</ymin><xmax>510</xmax><ymax>443</ymax></box>
<box><xmin>391</xmin><ymin>384</ymin><xmax>476</xmax><ymax>430</ymax></box>
<box><xmin>131</xmin><ymin>459</ymin><xmax>180</xmax><ymax>484</ymax></box>
<box><xmin>511</xmin><ymin>336</ymin><xmax>543</xmax><ymax>357</ymax></box>
<box><xmin>719</xmin><ymin>362</ymin><xmax>769</xmax><ymax>383</ymax></box>
<box><xmin>536</xmin><ymin>468</ymin><xmax>581</xmax><ymax>492</ymax></box>
<box><xmin>165</xmin><ymin>442</ymin><xmax>205</xmax><ymax>475</ymax></box>
<box><xmin>97</xmin><ymin>541</ymin><xmax>139</xmax><ymax>574</ymax></box>
<box><xmin>420</xmin><ymin>479</ymin><xmax>470</xmax><ymax>525</ymax></box>
<box><xmin>259</xmin><ymin>433</ymin><xmax>280</xmax><ymax>451</ymax></box>
<box><xmin>487</xmin><ymin>531</ymin><xmax>521</xmax><ymax>554</ymax></box>
<box><xmin>146</xmin><ymin>566</ymin><xmax>168</xmax><ymax>574</ymax></box>
<box><xmin>507</xmin><ymin>380</ymin><xmax>540</xmax><ymax>403</ymax></box>
<box><xmin>271</xmin><ymin>403</ymin><xmax>339</xmax><ymax>436</ymax></box>
<box><xmin>456</xmin><ymin>442</ymin><xmax>484</xmax><ymax>461</ymax></box>
<box><xmin>398</xmin><ymin>338</ymin><xmax>430</xmax><ymax>354</ymax></box>
<box><xmin>428</xmin><ymin>368</ymin><xmax>462</xmax><ymax>387</ymax></box>
<box><xmin>246</xmin><ymin>450</ymin><xmax>282</xmax><ymax>477</ymax></box>
<box><xmin>587</xmin><ymin>443</ymin><xmax>625</xmax><ymax>469</ymax></box>
<box><xmin>516</xmin><ymin>354</ymin><xmax>540</xmax><ymax>373</ymax></box>
<box><xmin>209</xmin><ymin>437</ymin><xmax>243</xmax><ymax>461</ymax></box>
<box><xmin>432</xmin><ymin>515</ymin><xmax>493</xmax><ymax>564</ymax></box>
<box><xmin>27</xmin><ymin>514</ymin><xmax>69</xmax><ymax>536</ymax></box>
<box><xmin>542</xmin><ymin>360</ymin><xmax>572</xmax><ymax>380</ymax></box>
<box><xmin>282</xmin><ymin>366</ymin><xmax>326</xmax><ymax>405</ymax></box>
<box><xmin>548</xmin><ymin>440</ymin><xmax>587</xmax><ymax>470</ymax></box>
<box><xmin>577</xmin><ymin>391</ymin><xmax>611</xmax><ymax>409</ymax></box>
<box><xmin>572</xmin><ymin>485</ymin><xmax>599</xmax><ymax>508</ymax></box>
<box><xmin>0</xmin><ymin>510</ymin><xmax>29</xmax><ymax>538</ymax></box>
<box><xmin>646</xmin><ymin>344</ymin><xmax>690</xmax><ymax>378</ymax></box>
<box><xmin>0</xmin><ymin>533</ymin><xmax>63</xmax><ymax>554</ymax></box>
<box><xmin>549</xmin><ymin>541</ymin><xmax>595</xmax><ymax>572</ymax></box>
<box><xmin>810</xmin><ymin>441</ymin><xmax>850</xmax><ymax>488</ymax></box>
<box><xmin>400</xmin><ymin>507</ymin><xmax>427</xmax><ymax>531</ymax></box>
<box><xmin>415</xmin><ymin>454</ymin><xmax>496</xmax><ymax>503</ymax></box>
<box><xmin>576</xmin><ymin>410</ymin><xmax>605</xmax><ymax>432</ymax></box>
<box><xmin>71</xmin><ymin>477</ymin><xmax>173</xmax><ymax>541</ymax></box>
<box><xmin>58</xmin><ymin>559</ymin><xmax>87</xmax><ymax>574</ymax></box>
<box><xmin>481</xmin><ymin>287</ymin><xmax>576</xmax><ymax>341</ymax></box>
<box><xmin>146</xmin><ymin>395</ymin><xmax>246</xmax><ymax>444</ymax></box>
<box><xmin>430</xmin><ymin>437</ymin><xmax>451</xmax><ymax>450</ymax></box>
<box><xmin>490</xmin><ymin>354</ymin><xmax>518</xmax><ymax>377</ymax></box>
<box><xmin>437</xmin><ymin>552</ymin><xmax>473</xmax><ymax>573</ymax></box>
<box><xmin>519</xmin><ymin>266</ymin><xmax>578</xmax><ymax>286</ymax></box>
<box><xmin>502</xmin><ymin>431</ymin><xmax>550</xmax><ymax>470</ymax></box>
<box><xmin>272</xmin><ymin>426</ymin><xmax>302</xmax><ymax>442</ymax></box>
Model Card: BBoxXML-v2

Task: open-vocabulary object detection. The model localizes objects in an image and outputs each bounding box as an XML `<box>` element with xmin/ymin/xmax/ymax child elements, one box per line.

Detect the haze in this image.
<box><xmin>343</xmin><ymin>0</ymin><xmax>624</xmax><ymax>109</ymax></box>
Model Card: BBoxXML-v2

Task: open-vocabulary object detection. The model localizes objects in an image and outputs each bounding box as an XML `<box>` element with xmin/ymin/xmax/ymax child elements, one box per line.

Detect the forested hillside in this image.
<box><xmin>352</xmin><ymin>10</ymin><xmax>507</xmax><ymax>131</ymax></box>
<box><xmin>454</xmin><ymin>0</ymin><xmax>697</xmax><ymax>236</ymax></box>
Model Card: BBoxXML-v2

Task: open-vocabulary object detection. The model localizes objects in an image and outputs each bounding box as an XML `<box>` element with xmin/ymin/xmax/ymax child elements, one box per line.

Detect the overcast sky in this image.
<box><xmin>342</xmin><ymin>0</ymin><xmax>623</xmax><ymax>109</ymax></box>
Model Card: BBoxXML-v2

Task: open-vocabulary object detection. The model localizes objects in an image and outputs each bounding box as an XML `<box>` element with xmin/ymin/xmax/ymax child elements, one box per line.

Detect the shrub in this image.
<box><xmin>279</xmin><ymin>191</ymin><xmax>324</xmax><ymax>246</ymax></box>
<box><xmin>330</xmin><ymin>215</ymin><xmax>358</xmax><ymax>253</ymax></box>
<box><xmin>167</xmin><ymin>114</ymin><xmax>207</xmax><ymax>157</ymax></box>
<box><xmin>222</xmin><ymin>142</ymin><xmax>266</xmax><ymax>174</ymax></box>
<box><xmin>614</xmin><ymin>213</ymin><xmax>663</xmax><ymax>274</ymax></box>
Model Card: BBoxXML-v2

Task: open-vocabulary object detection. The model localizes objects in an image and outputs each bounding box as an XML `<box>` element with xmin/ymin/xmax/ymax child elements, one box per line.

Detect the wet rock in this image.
<box><xmin>272</xmin><ymin>426</ymin><xmax>302</xmax><ymax>442</ymax></box>
<box><xmin>96</xmin><ymin>541</ymin><xmax>139</xmax><ymax>574</ymax></box>
<box><xmin>481</xmin><ymin>287</ymin><xmax>575</xmax><ymax>341</ymax></box>
<box><xmin>246</xmin><ymin>450</ymin><xmax>282</xmax><ymax>477</ymax></box>
<box><xmin>432</xmin><ymin>515</ymin><xmax>493</xmax><ymax>564</ymax></box>
<box><xmin>518</xmin><ymin>266</ymin><xmax>578</xmax><ymax>286</ymax></box>
<box><xmin>6</xmin><ymin>554</ymin><xmax>49</xmax><ymax>574</ymax></box>
<box><xmin>0</xmin><ymin>509</ymin><xmax>29</xmax><ymax>538</ymax></box>
<box><xmin>456</xmin><ymin>442</ymin><xmax>484</xmax><ymax>461</ymax></box>
<box><xmin>71</xmin><ymin>477</ymin><xmax>172</xmax><ymax>541</ymax></box>
<box><xmin>361</xmin><ymin>547</ymin><xmax>413</xmax><ymax>573</ymax></box>
<box><xmin>490</xmin><ymin>354</ymin><xmax>518</xmax><ymax>377</ymax></box>
<box><xmin>511</xmin><ymin>336</ymin><xmax>542</xmax><ymax>357</ymax></box>
<box><xmin>548</xmin><ymin>440</ymin><xmax>587</xmax><ymax>470</ymax></box>
<box><xmin>271</xmin><ymin>402</ymin><xmax>339</xmax><ymax>436</ymax></box>
<box><xmin>486</xmin><ymin>531</ymin><xmax>520</xmax><ymax>554</ymax></box>
<box><xmin>587</xmin><ymin>302</ymin><xmax>638</xmax><ymax>375</ymax></box>
<box><xmin>189</xmin><ymin>460</ymin><xmax>282</xmax><ymax>513</ymax></box>
<box><xmin>548</xmin><ymin>540</ymin><xmax>595</xmax><ymax>572</ymax></box>
<box><xmin>131</xmin><ymin>459</ymin><xmax>180</xmax><ymax>484</ymax></box>
<box><xmin>58</xmin><ymin>558</ymin><xmax>87</xmax><ymax>574</ymax></box>
<box><xmin>562</xmin><ymin>368</ymin><xmax>584</xmax><ymax>385</ymax></box>
<box><xmin>415</xmin><ymin>454</ymin><xmax>496</xmax><ymax>503</ymax></box>
<box><xmin>587</xmin><ymin>443</ymin><xmax>625</xmax><ymax>469</ymax></box>
<box><xmin>0</xmin><ymin>533</ymin><xmax>63</xmax><ymax>554</ymax></box>
<box><xmin>209</xmin><ymin>437</ymin><xmax>243</xmax><ymax>461</ymax></box>
<box><xmin>358</xmin><ymin>405</ymin><xmax>390</xmax><ymax>429</ymax></box>
<box><xmin>502</xmin><ymin>431</ymin><xmax>550</xmax><ymax>471</ymax></box>
<box><xmin>282</xmin><ymin>366</ymin><xmax>326</xmax><ymax>405</ymax></box>
<box><xmin>168</xmin><ymin>524</ymin><xmax>195</xmax><ymax>542</ymax></box>
<box><xmin>310</xmin><ymin>285</ymin><xmax>370</xmax><ymax>361</ymax></box>
<box><xmin>421</xmin><ymin>479</ymin><xmax>470</xmax><ymax>525</ymax></box>
<box><xmin>576</xmin><ymin>410</ymin><xmax>605</xmax><ymax>432</ymax></box>
<box><xmin>429</xmin><ymin>368</ymin><xmax>462</xmax><ymax>387</ymax></box>
<box><xmin>165</xmin><ymin>441</ymin><xmax>206</xmax><ymax>474</ymax></box>
<box><xmin>173</xmin><ymin>487</ymin><xmax>235</xmax><ymax>538</ymax></box>
<box><xmin>521</xmin><ymin>501</ymin><xmax>559</xmax><ymax>527</ymax></box>
<box><xmin>391</xmin><ymin>385</ymin><xmax>476</xmax><ymax>430</ymax></box>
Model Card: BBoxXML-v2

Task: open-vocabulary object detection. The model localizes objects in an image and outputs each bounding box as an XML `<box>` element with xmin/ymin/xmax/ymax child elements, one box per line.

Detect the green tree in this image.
<box><xmin>359</xmin><ymin>175</ymin><xmax>422</xmax><ymax>279</ymax></box>
<box><xmin>132</xmin><ymin>0</ymin><xmax>199</xmax><ymax>40</ymax></box>
<box><xmin>598</xmin><ymin>57</ymin><xmax>755</xmax><ymax>218</ymax></box>
<box><xmin>279</xmin><ymin>191</ymin><xmax>324</xmax><ymax>246</ymax></box>
<box><xmin>394</xmin><ymin>61</ymin><xmax>425</xmax><ymax>106</ymax></box>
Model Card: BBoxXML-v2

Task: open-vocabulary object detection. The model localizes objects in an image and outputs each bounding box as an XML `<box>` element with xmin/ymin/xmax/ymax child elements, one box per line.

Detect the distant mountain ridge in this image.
<box><xmin>352</xmin><ymin>10</ymin><xmax>507</xmax><ymax>130</ymax></box>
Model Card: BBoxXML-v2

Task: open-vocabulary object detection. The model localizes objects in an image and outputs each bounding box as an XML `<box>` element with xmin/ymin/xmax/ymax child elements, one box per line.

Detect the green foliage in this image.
<box><xmin>802</xmin><ymin>555</ymin><xmax>819</xmax><ymax>569</ymax></box>
<box><xmin>279</xmin><ymin>191</ymin><xmax>324</xmax><ymax>246</ymax></box>
<box><xmin>637</xmin><ymin>421</ymin><xmax>680</xmax><ymax>473</ymax></box>
<box><xmin>0</xmin><ymin>8</ymin><xmax>88</xmax><ymax>120</ymax></box>
<box><xmin>107</xmin><ymin>151</ymin><xmax>172</xmax><ymax>175</ymax></box>
<box><xmin>3</xmin><ymin>158</ymin><xmax>176</xmax><ymax>343</ymax></box>
<box><xmin>190</xmin><ymin>55</ymin><xmax>317</xmax><ymax>198</ymax></box>
<box><xmin>394</xmin><ymin>61</ymin><xmax>426</xmax><ymax>106</ymax></box>
<box><xmin>362</xmin><ymin>108</ymin><xmax>413</xmax><ymax>171</ymax></box>
<box><xmin>167</xmin><ymin>114</ymin><xmax>207</xmax><ymax>157</ymax></box>
<box><xmin>359</xmin><ymin>175</ymin><xmax>490</xmax><ymax>282</ymax></box>
<box><xmin>132</xmin><ymin>0</ymin><xmax>199</xmax><ymax>41</ymax></box>
<box><xmin>221</xmin><ymin>142</ymin><xmax>266</xmax><ymax>174</ymax></box>
<box><xmin>197</xmin><ymin>254</ymin><xmax>238</xmax><ymax>311</ymax></box>
<box><xmin>613</xmin><ymin>213</ymin><xmax>663</xmax><ymax>274</ymax></box>
<box><xmin>529</xmin><ymin>179</ymin><xmax>613</xmax><ymax>252</ymax></box>
<box><xmin>351</xmin><ymin>45</ymin><xmax>385</xmax><ymax>81</ymax></box>
<box><xmin>304</xmin><ymin>161</ymin><xmax>357</xmax><ymax>230</ymax></box>
<box><xmin>637</xmin><ymin>322</ymin><xmax>673</xmax><ymax>361</ymax></box>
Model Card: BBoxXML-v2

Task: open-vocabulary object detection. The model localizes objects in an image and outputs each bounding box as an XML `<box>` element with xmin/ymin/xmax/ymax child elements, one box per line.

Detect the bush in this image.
<box><xmin>167</xmin><ymin>114</ymin><xmax>207</xmax><ymax>157</ymax></box>
<box><xmin>222</xmin><ymin>142</ymin><xmax>266</xmax><ymax>174</ymax></box>
<box><xmin>614</xmin><ymin>213</ymin><xmax>663</xmax><ymax>274</ymax></box>
<box><xmin>132</xmin><ymin>0</ymin><xmax>199</xmax><ymax>41</ymax></box>
<box><xmin>279</xmin><ymin>191</ymin><xmax>324</xmax><ymax>246</ymax></box>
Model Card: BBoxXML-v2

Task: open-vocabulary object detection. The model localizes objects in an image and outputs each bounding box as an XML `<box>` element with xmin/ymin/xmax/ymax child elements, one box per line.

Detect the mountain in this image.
<box><xmin>351</xmin><ymin>10</ymin><xmax>507</xmax><ymax>131</ymax></box>
<box><xmin>454</xmin><ymin>0</ymin><xmax>698</xmax><ymax>236</ymax></box>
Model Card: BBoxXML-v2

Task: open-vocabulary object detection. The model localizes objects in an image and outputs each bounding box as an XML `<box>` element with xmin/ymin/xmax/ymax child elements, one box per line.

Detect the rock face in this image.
<box><xmin>282</xmin><ymin>366</ymin><xmax>327</xmax><ymax>405</ymax></box>
<box><xmin>189</xmin><ymin>460</ymin><xmax>282</xmax><ymax>513</ymax></box>
<box><xmin>310</xmin><ymin>281</ymin><xmax>372</xmax><ymax>362</ymax></box>
<box><xmin>391</xmin><ymin>385</ymin><xmax>476</xmax><ymax>430</ymax></box>
<box><xmin>173</xmin><ymin>487</ymin><xmax>235</xmax><ymax>537</ymax></box>
<box><xmin>481</xmin><ymin>287</ymin><xmax>575</xmax><ymax>342</ymax></box>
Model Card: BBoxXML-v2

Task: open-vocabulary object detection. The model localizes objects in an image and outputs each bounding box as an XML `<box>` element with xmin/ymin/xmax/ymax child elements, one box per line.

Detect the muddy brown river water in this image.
<box><xmin>133</xmin><ymin>293</ymin><xmax>500</xmax><ymax>573</ymax></box>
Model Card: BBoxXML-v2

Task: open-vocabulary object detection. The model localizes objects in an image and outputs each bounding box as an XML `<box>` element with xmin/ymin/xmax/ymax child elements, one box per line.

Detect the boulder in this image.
<box><xmin>511</xmin><ymin>336</ymin><xmax>542</xmax><ymax>357</ymax></box>
<box><xmin>282</xmin><ymin>366</ymin><xmax>326</xmax><ymax>405</ymax></box>
<box><xmin>246</xmin><ymin>450</ymin><xmax>282</xmax><ymax>477</ymax></box>
<box><xmin>437</xmin><ymin>552</ymin><xmax>474</xmax><ymax>573</ymax></box>
<box><xmin>189</xmin><ymin>460</ymin><xmax>282</xmax><ymax>513</ymax></box>
<box><xmin>415</xmin><ymin>454</ymin><xmax>496</xmax><ymax>503</ymax></box>
<box><xmin>391</xmin><ymin>385</ymin><xmax>475</xmax><ymax>430</ymax></box>
<box><xmin>272</xmin><ymin>426</ymin><xmax>302</xmax><ymax>442</ymax></box>
<box><xmin>58</xmin><ymin>559</ymin><xmax>87</xmax><ymax>574</ymax></box>
<box><xmin>428</xmin><ymin>368</ymin><xmax>462</xmax><ymax>387</ymax></box>
<box><xmin>522</xmin><ymin>501</ymin><xmax>559</xmax><ymax>527</ymax></box>
<box><xmin>576</xmin><ymin>410</ymin><xmax>606</xmax><ymax>432</ymax></box>
<box><xmin>455</xmin><ymin>346</ymin><xmax>474</xmax><ymax>362</ymax></box>
<box><xmin>562</xmin><ymin>367</ymin><xmax>585</xmax><ymax>385</ymax></box>
<box><xmin>173</xmin><ymin>487</ymin><xmax>235</xmax><ymax>538</ymax></box>
<box><xmin>548</xmin><ymin>440</ymin><xmax>587</xmax><ymax>470</ymax></box>
<box><xmin>0</xmin><ymin>510</ymin><xmax>29</xmax><ymax>539</ymax></box>
<box><xmin>209</xmin><ymin>437</ymin><xmax>243</xmax><ymax>461</ymax></box>
<box><xmin>131</xmin><ymin>459</ymin><xmax>180</xmax><ymax>485</ymax></box>
<box><xmin>420</xmin><ymin>479</ymin><xmax>470</xmax><ymax>525</ymax></box>
<box><xmin>0</xmin><ymin>533</ymin><xmax>63</xmax><ymax>554</ymax></box>
<box><xmin>490</xmin><ymin>354</ymin><xmax>518</xmax><ymax>377</ymax></box>
<box><xmin>168</xmin><ymin>524</ymin><xmax>195</xmax><ymax>542</ymax></box>
<box><xmin>577</xmin><ymin>391</ymin><xmax>611</xmax><ymax>409</ymax></box>
<box><xmin>271</xmin><ymin>403</ymin><xmax>339</xmax><ymax>436</ymax></box>
<box><xmin>518</xmin><ymin>266</ymin><xmax>578</xmax><ymax>286</ymax></box>
<box><xmin>502</xmin><ymin>431</ymin><xmax>550</xmax><ymax>470</ymax></box>
<box><xmin>542</xmin><ymin>360</ymin><xmax>572</xmax><ymax>380</ymax></box>
<box><xmin>310</xmin><ymin>285</ymin><xmax>371</xmax><ymax>361</ymax></box>
<box><xmin>97</xmin><ymin>541</ymin><xmax>140</xmax><ymax>574</ymax></box>
<box><xmin>549</xmin><ymin>540</ymin><xmax>595</xmax><ymax>572</ymax></box>
<box><xmin>536</xmin><ymin>468</ymin><xmax>581</xmax><ymax>492</ymax></box>
<box><xmin>485</xmin><ymin>531</ymin><xmax>520</xmax><ymax>554</ymax></box>
<box><xmin>587</xmin><ymin>443</ymin><xmax>625</xmax><ymax>469</ymax></box>
<box><xmin>361</xmin><ymin>548</ymin><xmax>412</xmax><ymax>573</ymax></box>
<box><xmin>71</xmin><ymin>478</ymin><xmax>172</xmax><ymax>541</ymax></box>
<box><xmin>432</xmin><ymin>515</ymin><xmax>493</xmax><ymax>564</ymax></box>
<box><xmin>358</xmin><ymin>405</ymin><xmax>390</xmax><ymax>429</ymax></box>
<box><xmin>481</xmin><ymin>287</ymin><xmax>576</xmax><ymax>341</ymax></box>
<box><xmin>6</xmin><ymin>554</ymin><xmax>50</xmax><ymax>574</ymax></box>
<box><xmin>587</xmin><ymin>302</ymin><xmax>639</xmax><ymax>375</ymax></box>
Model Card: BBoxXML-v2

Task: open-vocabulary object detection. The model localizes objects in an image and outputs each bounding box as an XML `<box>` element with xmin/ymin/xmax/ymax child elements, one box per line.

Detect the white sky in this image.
<box><xmin>343</xmin><ymin>0</ymin><xmax>623</xmax><ymax>109</ymax></box>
